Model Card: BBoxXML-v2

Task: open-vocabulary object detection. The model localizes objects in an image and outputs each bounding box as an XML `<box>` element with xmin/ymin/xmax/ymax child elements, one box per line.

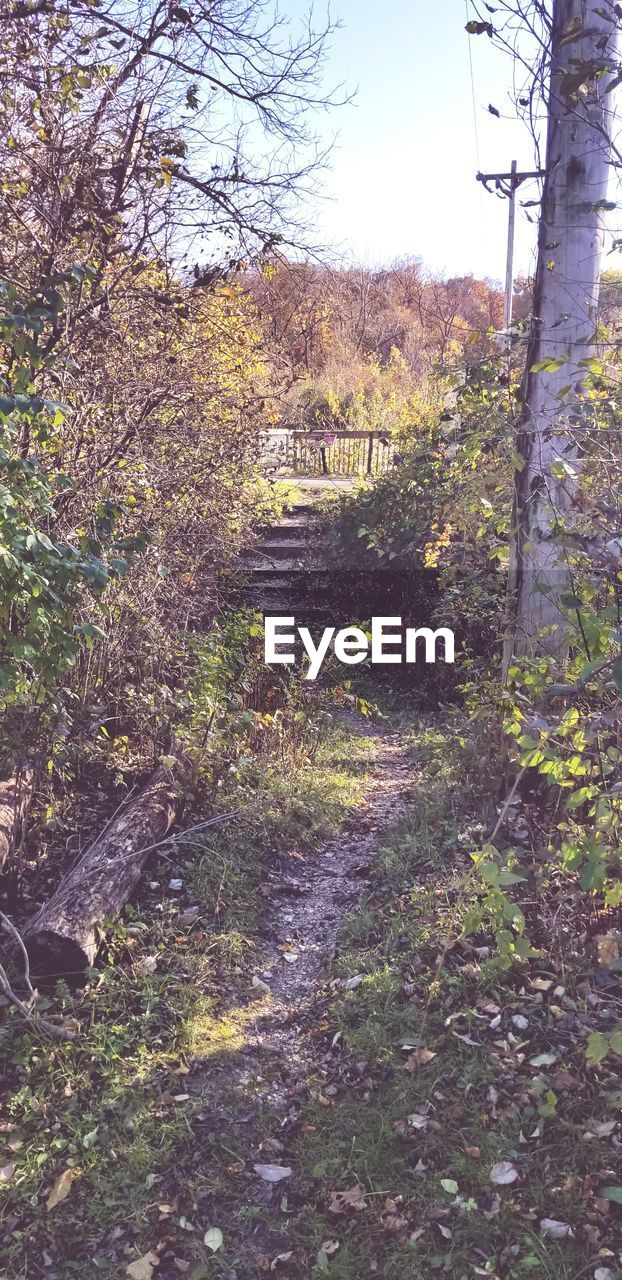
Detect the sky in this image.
<box><xmin>288</xmin><ymin>0</ymin><xmax>545</xmax><ymax>282</ymax></box>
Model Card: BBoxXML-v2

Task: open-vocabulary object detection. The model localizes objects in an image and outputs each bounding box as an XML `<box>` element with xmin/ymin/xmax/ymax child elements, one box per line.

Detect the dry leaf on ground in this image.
<box><xmin>253</xmin><ymin>1164</ymin><xmax>293</xmax><ymax>1183</ymax></box>
<box><xmin>126</xmin><ymin>1252</ymin><xmax>160</xmax><ymax>1280</ymax></box>
<box><xmin>539</xmin><ymin>1218</ymin><xmax>574</xmax><ymax>1239</ymax></box>
<box><xmin>47</xmin><ymin>1168</ymin><xmax>78</xmax><ymax>1211</ymax></box>
<box><xmin>489</xmin><ymin>1160</ymin><xmax>518</xmax><ymax>1185</ymax></box>
<box><xmin>404</xmin><ymin>1047</ymin><xmax>436</xmax><ymax>1068</ymax></box>
<box><xmin>329</xmin><ymin>1185</ymin><xmax>367</xmax><ymax>1213</ymax></box>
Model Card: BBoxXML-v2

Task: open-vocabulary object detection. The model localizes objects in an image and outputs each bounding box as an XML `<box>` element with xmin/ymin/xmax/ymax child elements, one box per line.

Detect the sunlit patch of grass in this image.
<box><xmin>185</xmin><ymin>996</ymin><xmax>269</xmax><ymax>1060</ymax></box>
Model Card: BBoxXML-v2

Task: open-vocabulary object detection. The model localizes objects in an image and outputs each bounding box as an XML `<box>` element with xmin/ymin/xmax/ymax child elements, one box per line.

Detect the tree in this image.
<box><xmin>492</xmin><ymin>0</ymin><xmax>619</xmax><ymax>657</ymax></box>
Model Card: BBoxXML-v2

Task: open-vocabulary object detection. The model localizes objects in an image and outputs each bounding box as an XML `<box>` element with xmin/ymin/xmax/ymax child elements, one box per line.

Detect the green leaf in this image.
<box><xmin>586</xmin><ymin>1031</ymin><xmax>609</xmax><ymax>1065</ymax></box>
<box><xmin>440</xmin><ymin>1178</ymin><xmax>459</xmax><ymax>1194</ymax></box>
<box><xmin>609</xmin><ymin>1029</ymin><xmax>622</xmax><ymax>1055</ymax></box>
<box><xmin>498</xmin><ymin>870</ymin><xmax>527</xmax><ymax>885</ymax></box>
<box><xmin>567</xmin><ymin>787</ymin><xmax>593</xmax><ymax>810</ymax></box>
<box><xmin>599</xmin><ymin>1186</ymin><xmax>622</xmax><ymax>1204</ymax></box>
<box><xmin>530</xmin><ymin>356</ymin><xmax>568</xmax><ymax>374</ymax></box>
<box><xmin>74</xmin><ymin>623</ymin><xmax>105</xmax><ymax>642</ymax></box>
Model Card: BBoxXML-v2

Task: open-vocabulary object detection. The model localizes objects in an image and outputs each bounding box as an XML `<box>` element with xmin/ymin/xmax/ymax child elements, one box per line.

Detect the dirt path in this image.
<box><xmin>186</xmin><ymin>723</ymin><xmax>414</xmax><ymax>1275</ymax></box>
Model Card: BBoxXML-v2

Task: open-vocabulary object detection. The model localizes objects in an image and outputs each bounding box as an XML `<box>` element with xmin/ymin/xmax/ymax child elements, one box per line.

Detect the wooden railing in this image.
<box><xmin>260</xmin><ymin>430</ymin><xmax>394</xmax><ymax>477</ymax></box>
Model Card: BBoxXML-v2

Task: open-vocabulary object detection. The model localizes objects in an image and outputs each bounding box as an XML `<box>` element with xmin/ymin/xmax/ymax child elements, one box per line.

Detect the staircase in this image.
<box><xmin>238</xmin><ymin>479</ymin><xmax>344</xmax><ymax>625</ymax></box>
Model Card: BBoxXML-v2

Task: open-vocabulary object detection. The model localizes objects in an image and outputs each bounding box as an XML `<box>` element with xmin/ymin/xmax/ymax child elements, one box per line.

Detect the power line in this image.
<box><xmin>465</xmin><ymin>0</ymin><xmax>481</xmax><ymax>171</ymax></box>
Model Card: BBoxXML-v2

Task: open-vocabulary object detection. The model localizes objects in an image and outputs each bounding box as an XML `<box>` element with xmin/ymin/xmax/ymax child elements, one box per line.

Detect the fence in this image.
<box><xmin>259</xmin><ymin>430</ymin><xmax>394</xmax><ymax>477</ymax></box>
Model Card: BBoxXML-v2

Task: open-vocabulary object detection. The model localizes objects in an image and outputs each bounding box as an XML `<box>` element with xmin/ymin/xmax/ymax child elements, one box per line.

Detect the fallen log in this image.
<box><xmin>0</xmin><ymin>765</ymin><xmax>34</xmax><ymax>876</ymax></box>
<box><xmin>23</xmin><ymin>755</ymin><xmax>194</xmax><ymax>979</ymax></box>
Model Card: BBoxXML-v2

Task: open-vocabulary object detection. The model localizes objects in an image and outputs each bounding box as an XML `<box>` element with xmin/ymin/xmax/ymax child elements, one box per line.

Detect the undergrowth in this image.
<box><xmin>0</xmin><ymin>688</ymin><xmax>377</xmax><ymax>1279</ymax></box>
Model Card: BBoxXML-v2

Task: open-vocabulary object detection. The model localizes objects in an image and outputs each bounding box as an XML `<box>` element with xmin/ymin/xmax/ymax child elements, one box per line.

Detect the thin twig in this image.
<box><xmin>0</xmin><ymin>909</ymin><xmax>34</xmax><ymax>998</ymax></box>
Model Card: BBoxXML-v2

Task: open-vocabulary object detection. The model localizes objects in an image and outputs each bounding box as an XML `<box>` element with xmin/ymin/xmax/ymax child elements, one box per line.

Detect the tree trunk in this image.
<box><xmin>23</xmin><ymin>756</ymin><xmax>193</xmax><ymax>979</ymax></box>
<box><xmin>0</xmin><ymin>766</ymin><xmax>34</xmax><ymax>876</ymax></box>
<box><xmin>507</xmin><ymin>0</ymin><xmax>617</xmax><ymax>659</ymax></box>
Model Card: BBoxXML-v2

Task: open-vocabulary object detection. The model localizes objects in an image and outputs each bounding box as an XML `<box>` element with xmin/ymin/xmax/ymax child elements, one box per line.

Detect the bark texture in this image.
<box><xmin>23</xmin><ymin>756</ymin><xmax>193</xmax><ymax>978</ymax></box>
<box><xmin>509</xmin><ymin>0</ymin><xmax>617</xmax><ymax>657</ymax></box>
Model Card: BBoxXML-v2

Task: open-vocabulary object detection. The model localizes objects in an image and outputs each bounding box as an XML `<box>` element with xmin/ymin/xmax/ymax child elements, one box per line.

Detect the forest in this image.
<box><xmin>0</xmin><ymin>1</ymin><xmax>621</xmax><ymax>1279</ymax></box>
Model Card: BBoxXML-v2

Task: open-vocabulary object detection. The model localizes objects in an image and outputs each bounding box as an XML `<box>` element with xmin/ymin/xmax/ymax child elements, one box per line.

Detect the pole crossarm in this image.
<box><xmin>476</xmin><ymin>169</ymin><xmax>545</xmax><ymax>197</ymax></box>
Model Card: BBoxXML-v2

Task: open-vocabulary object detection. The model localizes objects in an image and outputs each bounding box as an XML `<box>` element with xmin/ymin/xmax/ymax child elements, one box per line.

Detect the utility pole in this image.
<box><xmin>506</xmin><ymin>0</ymin><xmax>618</xmax><ymax>660</ymax></box>
<box><xmin>476</xmin><ymin>164</ymin><xmax>544</xmax><ymax>328</ymax></box>
<box><xmin>504</xmin><ymin>159</ymin><xmax>517</xmax><ymax>329</ymax></box>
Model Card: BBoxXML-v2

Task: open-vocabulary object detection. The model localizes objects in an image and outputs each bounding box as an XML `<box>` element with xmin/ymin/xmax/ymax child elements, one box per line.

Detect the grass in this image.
<box><xmin>0</xmin><ymin>714</ymin><xmax>378</xmax><ymax>1279</ymax></box>
<box><xmin>285</xmin><ymin>723</ymin><xmax>622</xmax><ymax>1280</ymax></box>
<box><xmin>1</xmin><ymin>703</ymin><xmax>620</xmax><ymax>1280</ymax></box>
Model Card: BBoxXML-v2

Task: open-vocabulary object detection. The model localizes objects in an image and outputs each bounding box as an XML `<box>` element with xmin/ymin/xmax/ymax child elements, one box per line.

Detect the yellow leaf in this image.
<box><xmin>47</xmin><ymin>1167</ymin><xmax>78</xmax><ymax>1210</ymax></box>
<box><xmin>404</xmin><ymin>1047</ymin><xmax>436</xmax><ymax>1068</ymax></box>
<box><xmin>126</xmin><ymin>1252</ymin><xmax>160</xmax><ymax>1280</ymax></box>
<box><xmin>596</xmin><ymin>933</ymin><xmax>620</xmax><ymax>967</ymax></box>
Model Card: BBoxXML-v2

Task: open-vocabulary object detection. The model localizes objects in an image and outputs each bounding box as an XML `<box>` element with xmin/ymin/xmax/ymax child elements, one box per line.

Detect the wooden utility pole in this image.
<box><xmin>507</xmin><ymin>0</ymin><xmax>618</xmax><ymax>660</ymax></box>
<box><xmin>504</xmin><ymin>160</ymin><xmax>518</xmax><ymax>329</ymax></box>
<box><xmin>476</xmin><ymin>165</ymin><xmax>545</xmax><ymax>327</ymax></box>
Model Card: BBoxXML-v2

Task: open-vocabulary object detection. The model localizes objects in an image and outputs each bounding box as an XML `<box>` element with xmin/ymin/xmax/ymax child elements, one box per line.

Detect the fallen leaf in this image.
<box><xmin>329</xmin><ymin>1185</ymin><xmax>367</xmax><ymax>1213</ymax></box>
<box><xmin>271</xmin><ymin>1252</ymin><xmax>293</xmax><ymax>1269</ymax></box>
<box><xmin>436</xmin><ymin>1223</ymin><xmax>453</xmax><ymax>1240</ymax></box>
<box><xmin>0</xmin><ymin>1163</ymin><xmax>15</xmax><ymax>1182</ymax></box>
<box><xmin>440</xmin><ymin>1178</ymin><xmax>458</xmax><ymax>1195</ymax></box>
<box><xmin>407</xmin><ymin>1113</ymin><xmax>428</xmax><ymax>1130</ymax></box>
<box><xmin>126</xmin><ymin>1252</ymin><xmax>160</xmax><ymax>1280</ymax></box>
<box><xmin>511</xmin><ymin>1015</ymin><xmax>529</xmax><ymax>1030</ymax></box>
<box><xmin>594</xmin><ymin>1269</ymin><xmax>616</xmax><ymax>1280</ymax></box>
<box><xmin>320</xmin><ymin>1241</ymin><xmax>339</xmax><ymax>1256</ymax></box>
<box><xmin>203</xmin><ymin>1228</ymin><xmax>223</xmax><ymax>1252</ymax></box>
<box><xmin>596</xmin><ymin>934</ymin><xmax>620</xmax><ymax>967</ymax></box>
<box><xmin>539</xmin><ymin>1218</ymin><xmax>574</xmax><ymax>1239</ymax></box>
<box><xmin>179</xmin><ymin>906</ymin><xmax>200</xmax><ymax>925</ymax></box>
<box><xmin>404</xmin><ymin>1047</ymin><xmax>436</xmax><ymax>1068</ymax></box>
<box><xmin>253</xmin><ymin>1164</ymin><xmax>293</xmax><ymax>1183</ymax></box>
<box><xmin>47</xmin><ymin>1168</ymin><xmax>77</xmax><ymax>1211</ymax></box>
<box><xmin>588</xmin><ymin>1120</ymin><xmax>617</xmax><ymax>1137</ymax></box>
<box><xmin>529</xmin><ymin>1052</ymin><xmax>557</xmax><ymax>1067</ymax></box>
<box><xmin>489</xmin><ymin>1161</ymin><xmax>518</xmax><ymax>1185</ymax></box>
<box><xmin>252</xmin><ymin>976</ymin><xmax>271</xmax><ymax>995</ymax></box>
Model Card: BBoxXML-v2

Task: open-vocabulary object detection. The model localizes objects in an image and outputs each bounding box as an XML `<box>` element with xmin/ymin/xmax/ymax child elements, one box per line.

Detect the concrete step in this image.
<box><xmin>258</xmin><ymin>538</ymin><xmax>311</xmax><ymax>555</ymax></box>
<box><xmin>241</xmin><ymin>555</ymin><xmax>313</xmax><ymax>571</ymax></box>
<box><xmin>272</xmin><ymin>512</ymin><xmax>312</xmax><ymax>529</ymax></box>
<box><xmin>262</xmin><ymin>524</ymin><xmax>311</xmax><ymax>540</ymax></box>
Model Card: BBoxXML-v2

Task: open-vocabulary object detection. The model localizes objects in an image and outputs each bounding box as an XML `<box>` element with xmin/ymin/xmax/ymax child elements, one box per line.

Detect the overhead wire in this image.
<box><xmin>464</xmin><ymin>0</ymin><xmax>481</xmax><ymax>172</ymax></box>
